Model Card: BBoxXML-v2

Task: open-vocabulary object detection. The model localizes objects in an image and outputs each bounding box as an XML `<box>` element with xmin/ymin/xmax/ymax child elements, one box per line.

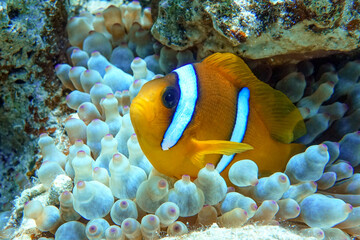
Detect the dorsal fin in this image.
<box><xmin>202</xmin><ymin>53</ymin><xmax>306</xmax><ymax>143</ymax></box>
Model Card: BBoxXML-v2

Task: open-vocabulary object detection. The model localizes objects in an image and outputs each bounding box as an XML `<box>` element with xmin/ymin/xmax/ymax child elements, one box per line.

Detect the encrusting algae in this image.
<box><xmin>2</xmin><ymin>1</ymin><xmax>360</xmax><ymax>240</ymax></box>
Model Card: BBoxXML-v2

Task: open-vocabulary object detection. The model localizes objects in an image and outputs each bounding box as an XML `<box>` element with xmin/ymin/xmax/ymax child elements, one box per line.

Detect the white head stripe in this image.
<box><xmin>216</xmin><ymin>87</ymin><xmax>250</xmax><ymax>173</ymax></box>
<box><xmin>161</xmin><ymin>64</ymin><xmax>198</xmax><ymax>150</ymax></box>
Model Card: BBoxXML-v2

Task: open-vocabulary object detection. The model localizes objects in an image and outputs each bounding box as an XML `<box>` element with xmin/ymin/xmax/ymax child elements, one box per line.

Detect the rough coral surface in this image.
<box><xmin>162</xmin><ymin>224</ymin><xmax>317</xmax><ymax>240</ymax></box>
<box><xmin>0</xmin><ymin>0</ymin><xmax>69</xmax><ymax>212</ymax></box>
<box><xmin>151</xmin><ymin>0</ymin><xmax>360</xmax><ymax>63</ymax></box>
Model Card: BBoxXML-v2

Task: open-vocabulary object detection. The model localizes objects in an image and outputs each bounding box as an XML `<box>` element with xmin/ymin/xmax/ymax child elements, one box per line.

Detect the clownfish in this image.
<box><xmin>130</xmin><ymin>53</ymin><xmax>306</xmax><ymax>181</ymax></box>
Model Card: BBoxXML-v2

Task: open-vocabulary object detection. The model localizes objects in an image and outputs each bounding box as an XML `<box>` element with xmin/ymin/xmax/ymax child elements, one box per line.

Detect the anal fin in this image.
<box><xmin>191</xmin><ymin>139</ymin><xmax>253</xmax><ymax>169</ymax></box>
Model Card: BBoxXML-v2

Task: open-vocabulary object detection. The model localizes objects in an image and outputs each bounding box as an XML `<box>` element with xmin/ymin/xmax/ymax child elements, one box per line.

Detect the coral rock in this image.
<box><xmin>152</xmin><ymin>0</ymin><xmax>360</xmax><ymax>63</ymax></box>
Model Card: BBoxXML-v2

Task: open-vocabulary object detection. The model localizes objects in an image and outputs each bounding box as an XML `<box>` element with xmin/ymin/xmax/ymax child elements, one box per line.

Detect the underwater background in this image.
<box><xmin>0</xmin><ymin>0</ymin><xmax>360</xmax><ymax>239</ymax></box>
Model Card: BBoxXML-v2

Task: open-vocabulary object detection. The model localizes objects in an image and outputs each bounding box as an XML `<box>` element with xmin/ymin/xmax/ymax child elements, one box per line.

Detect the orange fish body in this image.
<box><xmin>130</xmin><ymin>53</ymin><xmax>306</xmax><ymax>181</ymax></box>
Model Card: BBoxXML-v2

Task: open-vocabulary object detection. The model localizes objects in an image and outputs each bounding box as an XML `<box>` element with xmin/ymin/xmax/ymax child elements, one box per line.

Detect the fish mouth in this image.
<box><xmin>130</xmin><ymin>101</ymin><xmax>155</xmax><ymax>124</ymax></box>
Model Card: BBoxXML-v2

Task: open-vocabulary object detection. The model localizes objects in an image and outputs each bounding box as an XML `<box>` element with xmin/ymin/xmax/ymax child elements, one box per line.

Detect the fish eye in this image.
<box><xmin>162</xmin><ymin>86</ymin><xmax>179</xmax><ymax>109</ymax></box>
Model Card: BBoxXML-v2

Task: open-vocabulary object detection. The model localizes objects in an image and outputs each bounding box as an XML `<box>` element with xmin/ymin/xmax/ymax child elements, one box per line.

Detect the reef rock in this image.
<box><xmin>0</xmin><ymin>0</ymin><xmax>71</xmax><ymax>212</ymax></box>
<box><xmin>151</xmin><ymin>0</ymin><xmax>360</xmax><ymax>63</ymax></box>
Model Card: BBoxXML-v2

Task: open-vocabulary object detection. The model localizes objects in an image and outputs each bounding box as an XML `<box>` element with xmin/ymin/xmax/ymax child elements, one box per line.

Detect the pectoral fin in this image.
<box><xmin>190</xmin><ymin>139</ymin><xmax>253</xmax><ymax>169</ymax></box>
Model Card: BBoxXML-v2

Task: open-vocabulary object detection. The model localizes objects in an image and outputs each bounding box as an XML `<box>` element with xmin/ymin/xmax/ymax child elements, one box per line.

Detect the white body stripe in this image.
<box><xmin>216</xmin><ymin>87</ymin><xmax>250</xmax><ymax>173</ymax></box>
<box><xmin>161</xmin><ymin>64</ymin><xmax>198</xmax><ymax>150</ymax></box>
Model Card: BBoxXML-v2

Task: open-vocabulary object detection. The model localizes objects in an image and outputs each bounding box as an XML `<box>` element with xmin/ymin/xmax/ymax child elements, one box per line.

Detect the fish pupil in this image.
<box><xmin>162</xmin><ymin>87</ymin><xmax>179</xmax><ymax>108</ymax></box>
